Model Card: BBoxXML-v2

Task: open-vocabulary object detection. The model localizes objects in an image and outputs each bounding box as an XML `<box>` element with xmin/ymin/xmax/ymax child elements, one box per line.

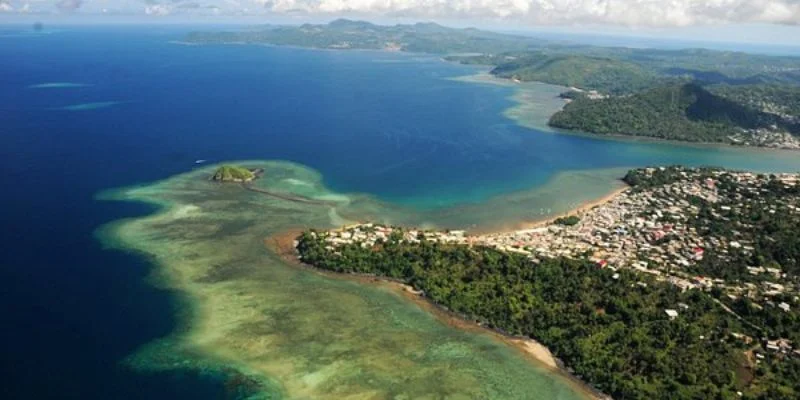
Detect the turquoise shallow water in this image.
<box><xmin>2</xmin><ymin>25</ymin><xmax>800</xmax><ymax>399</ymax></box>
<box><xmin>97</xmin><ymin>161</ymin><xmax>596</xmax><ymax>400</ymax></box>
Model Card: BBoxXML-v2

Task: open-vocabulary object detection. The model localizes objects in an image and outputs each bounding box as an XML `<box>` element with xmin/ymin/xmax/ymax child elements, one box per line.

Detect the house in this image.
<box><xmin>779</xmin><ymin>302</ymin><xmax>791</xmax><ymax>312</ymax></box>
<box><xmin>765</xmin><ymin>339</ymin><xmax>792</xmax><ymax>353</ymax></box>
<box><xmin>665</xmin><ymin>309</ymin><xmax>679</xmax><ymax>320</ymax></box>
<box><xmin>693</xmin><ymin>247</ymin><xmax>705</xmax><ymax>260</ymax></box>
<box><xmin>766</xmin><ymin>341</ymin><xmax>781</xmax><ymax>352</ymax></box>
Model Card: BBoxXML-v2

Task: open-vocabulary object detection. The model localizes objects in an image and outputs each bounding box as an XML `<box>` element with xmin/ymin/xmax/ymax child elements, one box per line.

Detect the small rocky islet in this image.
<box><xmin>210</xmin><ymin>165</ymin><xmax>263</xmax><ymax>182</ymax></box>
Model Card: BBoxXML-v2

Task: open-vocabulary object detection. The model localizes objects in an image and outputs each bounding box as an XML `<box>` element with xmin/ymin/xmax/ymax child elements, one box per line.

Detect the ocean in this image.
<box><xmin>2</xmin><ymin>25</ymin><xmax>800</xmax><ymax>399</ymax></box>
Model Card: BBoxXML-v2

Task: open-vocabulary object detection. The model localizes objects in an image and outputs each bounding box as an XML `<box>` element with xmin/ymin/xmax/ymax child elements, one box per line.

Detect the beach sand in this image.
<box><xmin>473</xmin><ymin>184</ymin><xmax>630</xmax><ymax>235</ymax></box>
<box><xmin>449</xmin><ymin>72</ymin><xmax>569</xmax><ymax>132</ymax></box>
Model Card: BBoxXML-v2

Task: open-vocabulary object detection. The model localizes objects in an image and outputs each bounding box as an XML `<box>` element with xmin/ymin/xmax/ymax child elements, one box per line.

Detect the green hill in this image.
<box><xmin>211</xmin><ymin>165</ymin><xmax>256</xmax><ymax>182</ymax></box>
<box><xmin>550</xmin><ymin>83</ymin><xmax>798</xmax><ymax>143</ymax></box>
<box><xmin>185</xmin><ymin>19</ymin><xmax>540</xmax><ymax>55</ymax></box>
<box><xmin>709</xmin><ymin>84</ymin><xmax>800</xmax><ymax>117</ymax></box>
<box><xmin>490</xmin><ymin>53</ymin><xmax>662</xmax><ymax>94</ymax></box>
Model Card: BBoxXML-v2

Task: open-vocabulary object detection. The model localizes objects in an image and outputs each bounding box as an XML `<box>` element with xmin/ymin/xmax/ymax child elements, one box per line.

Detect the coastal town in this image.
<box><xmin>300</xmin><ymin>167</ymin><xmax>800</xmax><ymax>361</ymax></box>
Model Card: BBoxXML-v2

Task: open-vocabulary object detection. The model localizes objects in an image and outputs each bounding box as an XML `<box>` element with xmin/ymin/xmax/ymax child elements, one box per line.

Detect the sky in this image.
<box><xmin>1</xmin><ymin>0</ymin><xmax>799</xmax><ymax>46</ymax></box>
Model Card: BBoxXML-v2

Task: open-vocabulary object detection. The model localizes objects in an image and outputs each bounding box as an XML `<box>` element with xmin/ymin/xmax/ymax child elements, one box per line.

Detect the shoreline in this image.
<box><xmin>266</xmin><ymin>227</ymin><xmax>609</xmax><ymax>400</ymax></box>
<box><xmin>550</xmin><ymin>125</ymin><xmax>800</xmax><ymax>153</ymax></box>
<box><xmin>451</xmin><ymin>71</ymin><xmax>800</xmax><ymax>153</ymax></box>
<box><xmin>449</xmin><ymin>71</ymin><xmax>569</xmax><ymax>132</ymax></box>
<box><xmin>260</xmin><ymin>182</ymin><xmax>646</xmax><ymax>399</ymax></box>
<box><xmin>178</xmin><ymin>37</ymin><xmax>799</xmax><ymax>152</ymax></box>
<box><xmin>103</xmin><ymin>161</ymin><xmax>619</xmax><ymax>400</ymax></box>
<box><xmin>471</xmin><ymin>183</ymin><xmax>630</xmax><ymax>236</ymax></box>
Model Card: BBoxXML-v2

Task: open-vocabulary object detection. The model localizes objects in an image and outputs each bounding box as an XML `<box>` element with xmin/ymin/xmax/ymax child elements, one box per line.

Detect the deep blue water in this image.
<box><xmin>2</xmin><ymin>25</ymin><xmax>800</xmax><ymax>399</ymax></box>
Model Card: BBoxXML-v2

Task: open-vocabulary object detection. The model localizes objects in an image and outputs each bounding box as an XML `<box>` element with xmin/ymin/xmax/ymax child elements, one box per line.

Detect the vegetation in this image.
<box><xmin>188</xmin><ymin>19</ymin><xmax>800</xmax><ymax>91</ymax></box>
<box><xmin>622</xmin><ymin>167</ymin><xmax>691</xmax><ymax>189</ymax></box>
<box><xmin>188</xmin><ymin>20</ymin><xmax>800</xmax><ymax>144</ymax></box>
<box><xmin>297</xmin><ymin>228</ymin><xmax>799</xmax><ymax>399</ymax></box>
<box><xmin>489</xmin><ymin>52</ymin><xmax>663</xmax><ymax>95</ymax></box>
<box><xmin>625</xmin><ymin>166</ymin><xmax>800</xmax><ymax>339</ymax></box>
<box><xmin>449</xmin><ymin>47</ymin><xmax>800</xmax><ymax>94</ymax></box>
<box><xmin>550</xmin><ymin>83</ymin><xmax>799</xmax><ymax>143</ymax></box>
<box><xmin>710</xmin><ymin>84</ymin><xmax>800</xmax><ymax>117</ymax></box>
<box><xmin>295</xmin><ymin>166</ymin><xmax>800</xmax><ymax>399</ymax></box>
<box><xmin>624</xmin><ymin>166</ymin><xmax>800</xmax><ymax>282</ymax></box>
<box><xmin>211</xmin><ymin>165</ymin><xmax>255</xmax><ymax>182</ymax></box>
<box><xmin>553</xmin><ymin>215</ymin><xmax>580</xmax><ymax>226</ymax></box>
<box><xmin>185</xmin><ymin>19</ymin><xmax>540</xmax><ymax>55</ymax></box>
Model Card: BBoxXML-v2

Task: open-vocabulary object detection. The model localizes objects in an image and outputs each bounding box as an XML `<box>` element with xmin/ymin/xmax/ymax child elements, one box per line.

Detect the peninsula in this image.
<box><xmin>99</xmin><ymin>161</ymin><xmax>595</xmax><ymax>400</ymax></box>
<box><xmin>296</xmin><ymin>166</ymin><xmax>800</xmax><ymax>400</ymax></box>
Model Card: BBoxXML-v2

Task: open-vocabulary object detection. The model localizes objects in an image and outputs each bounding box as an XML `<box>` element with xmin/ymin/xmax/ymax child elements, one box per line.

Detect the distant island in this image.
<box><xmin>211</xmin><ymin>165</ymin><xmax>260</xmax><ymax>182</ymax></box>
<box><xmin>184</xmin><ymin>18</ymin><xmax>540</xmax><ymax>54</ymax></box>
<box><xmin>186</xmin><ymin>19</ymin><xmax>800</xmax><ymax>149</ymax></box>
<box><xmin>296</xmin><ymin>166</ymin><xmax>800</xmax><ymax>400</ymax></box>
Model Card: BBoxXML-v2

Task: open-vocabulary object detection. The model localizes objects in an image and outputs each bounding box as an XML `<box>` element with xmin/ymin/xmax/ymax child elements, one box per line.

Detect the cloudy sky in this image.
<box><xmin>1</xmin><ymin>0</ymin><xmax>800</xmax><ymax>45</ymax></box>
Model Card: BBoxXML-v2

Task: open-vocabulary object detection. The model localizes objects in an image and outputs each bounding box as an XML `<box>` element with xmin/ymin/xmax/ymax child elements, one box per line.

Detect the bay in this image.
<box><xmin>1</xmin><ymin>25</ymin><xmax>799</xmax><ymax>399</ymax></box>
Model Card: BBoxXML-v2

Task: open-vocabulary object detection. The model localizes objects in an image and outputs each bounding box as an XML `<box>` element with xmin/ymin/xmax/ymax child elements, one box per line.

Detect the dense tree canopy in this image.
<box><xmin>550</xmin><ymin>83</ymin><xmax>798</xmax><ymax>143</ymax></box>
<box><xmin>297</xmin><ymin>229</ymin><xmax>799</xmax><ymax>399</ymax></box>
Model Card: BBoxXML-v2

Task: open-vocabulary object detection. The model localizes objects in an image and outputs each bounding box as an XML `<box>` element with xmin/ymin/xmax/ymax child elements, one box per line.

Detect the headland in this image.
<box><xmin>97</xmin><ymin>160</ymin><xmax>597</xmax><ymax>400</ymax></box>
<box><xmin>296</xmin><ymin>166</ymin><xmax>800</xmax><ymax>399</ymax></box>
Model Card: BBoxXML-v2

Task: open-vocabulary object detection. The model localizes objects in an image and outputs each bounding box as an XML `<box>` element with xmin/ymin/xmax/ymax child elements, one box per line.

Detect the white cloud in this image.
<box><xmin>144</xmin><ymin>3</ymin><xmax>171</xmax><ymax>14</ymax></box>
<box><xmin>56</xmin><ymin>0</ymin><xmax>83</xmax><ymax>12</ymax></box>
<box><xmin>251</xmin><ymin>0</ymin><xmax>800</xmax><ymax>27</ymax></box>
<box><xmin>7</xmin><ymin>0</ymin><xmax>794</xmax><ymax>27</ymax></box>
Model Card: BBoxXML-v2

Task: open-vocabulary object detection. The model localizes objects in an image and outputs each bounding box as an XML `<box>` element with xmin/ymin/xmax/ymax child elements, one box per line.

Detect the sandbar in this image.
<box><xmin>450</xmin><ymin>72</ymin><xmax>569</xmax><ymax>131</ymax></box>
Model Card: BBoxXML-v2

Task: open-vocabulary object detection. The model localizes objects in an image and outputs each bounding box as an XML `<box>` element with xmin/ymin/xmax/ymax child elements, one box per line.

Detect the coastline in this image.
<box><xmin>355</xmin><ymin>278</ymin><xmax>608</xmax><ymax>400</ymax></box>
<box><xmin>449</xmin><ymin>71</ymin><xmax>569</xmax><ymax>132</ymax></box>
<box><xmin>176</xmin><ymin>39</ymin><xmax>797</xmax><ymax>153</ymax></box>
<box><xmin>178</xmin><ymin>38</ymin><xmax>799</xmax><ymax>153</ymax></box>
<box><xmin>266</xmin><ymin>217</ymin><xmax>615</xmax><ymax>400</ymax></box>
<box><xmin>475</xmin><ymin>184</ymin><xmax>630</xmax><ymax>235</ymax></box>
<box><xmin>98</xmin><ymin>160</ymin><xmax>800</xmax><ymax>399</ymax></box>
<box><xmin>260</xmin><ymin>178</ymin><xmax>647</xmax><ymax>399</ymax></box>
<box><xmin>451</xmin><ymin>71</ymin><xmax>800</xmax><ymax>153</ymax></box>
<box><xmin>549</xmin><ymin>125</ymin><xmax>800</xmax><ymax>153</ymax></box>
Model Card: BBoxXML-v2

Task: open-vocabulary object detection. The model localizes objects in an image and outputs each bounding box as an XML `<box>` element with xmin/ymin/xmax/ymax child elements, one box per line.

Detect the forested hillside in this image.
<box><xmin>549</xmin><ymin>83</ymin><xmax>799</xmax><ymax>143</ymax></box>
<box><xmin>297</xmin><ymin>224</ymin><xmax>800</xmax><ymax>400</ymax></box>
<box><xmin>187</xmin><ymin>20</ymin><xmax>800</xmax><ymax>147</ymax></box>
<box><xmin>490</xmin><ymin>52</ymin><xmax>662</xmax><ymax>95</ymax></box>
